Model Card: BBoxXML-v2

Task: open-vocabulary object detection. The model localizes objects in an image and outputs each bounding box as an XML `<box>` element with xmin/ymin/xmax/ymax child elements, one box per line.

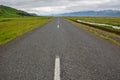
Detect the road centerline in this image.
<box><xmin>57</xmin><ymin>24</ymin><xmax>60</xmax><ymax>29</ymax></box>
<box><xmin>54</xmin><ymin>55</ymin><xmax>60</xmax><ymax>80</ymax></box>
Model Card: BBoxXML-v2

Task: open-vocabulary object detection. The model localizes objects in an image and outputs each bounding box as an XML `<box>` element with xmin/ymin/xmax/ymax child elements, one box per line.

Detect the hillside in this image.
<box><xmin>58</xmin><ymin>10</ymin><xmax>120</xmax><ymax>17</ymax></box>
<box><xmin>0</xmin><ymin>5</ymin><xmax>37</xmax><ymax>17</ymax></box>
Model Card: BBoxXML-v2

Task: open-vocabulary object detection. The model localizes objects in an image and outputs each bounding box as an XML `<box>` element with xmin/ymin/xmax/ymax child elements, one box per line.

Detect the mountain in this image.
<box><xmin>0</xmin><ymin>5</ymin><xmax>37</xmax><ymax>17</ymax></box>
<box><xmin>58</xmin><ymin>10</ymin><xmax>120</xmax><ymax>16</ymax></box>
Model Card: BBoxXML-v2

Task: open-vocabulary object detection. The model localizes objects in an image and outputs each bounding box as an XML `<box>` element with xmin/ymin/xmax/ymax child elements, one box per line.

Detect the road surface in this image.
<box><xmin>0</xmin><ymin>18</ymin><xmax>120</xmax><ymax>80</ymax></box>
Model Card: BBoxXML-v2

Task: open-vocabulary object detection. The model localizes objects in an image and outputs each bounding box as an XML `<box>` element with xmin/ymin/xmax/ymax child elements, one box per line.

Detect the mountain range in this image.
<box><xmin>55</xmin><ymin>10</ymin><xmax>120</xmax><ymax>17</ymax></box>
<box><xmin>0</xmin><ymin>5</ymin><xmax>120</xmax><ymax>17</ymax></box>
<box><xmin>0</xmin><ymin>5</ymin><xmax>37</xmax><ymax>17</ymax></box>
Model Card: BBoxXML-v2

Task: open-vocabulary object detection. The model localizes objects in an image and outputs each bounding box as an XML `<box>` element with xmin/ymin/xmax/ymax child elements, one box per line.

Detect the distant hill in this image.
<box><xmin>0</xmin><ymin>5</ymin><xmax>37</xmax><ymax>17</ymax></box>
<box><xmin>58</xmin><ymin>10</ymin><xmax>120</xmax><ymax>17</ymax></box>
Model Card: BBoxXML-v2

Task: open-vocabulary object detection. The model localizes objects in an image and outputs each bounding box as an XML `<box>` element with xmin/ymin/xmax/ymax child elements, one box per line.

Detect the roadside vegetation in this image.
<box><xmin>69</xmin><ymin>17</ymin><xmax>120</xmax><ymax>26</ymax></box>
<box><xmin>65</xmin><ymin>17</ymin><xmax>120</xmax><ymax>46</ymax></box>
<box><xmin>0</xmin><ymin>17</ymin><xmax>52</xmax><ymax>45</ymax></box>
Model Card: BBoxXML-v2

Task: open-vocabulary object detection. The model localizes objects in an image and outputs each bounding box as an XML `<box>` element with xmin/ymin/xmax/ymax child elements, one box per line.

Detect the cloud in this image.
<box><xmin>0</xmin><ymin>0</ymin><xmax>120</xmax><ymax>15</ymax></box>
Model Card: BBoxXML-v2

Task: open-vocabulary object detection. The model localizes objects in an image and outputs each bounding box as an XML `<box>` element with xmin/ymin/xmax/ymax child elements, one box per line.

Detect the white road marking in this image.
<box><xmin>57</xmin><ymin>24</ymin><xmax>60</xmax><ymax>29</ymax></box>
<box><xmin>54</xmin><ymin>55</ymin><xmax>60</xmax><ymax>80</ymax></box>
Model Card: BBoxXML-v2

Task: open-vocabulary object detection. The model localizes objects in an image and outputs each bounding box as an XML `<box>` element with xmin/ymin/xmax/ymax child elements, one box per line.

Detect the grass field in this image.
<box><xmin>67</xmin><ymin>17</ymin><xmax>120</xmax><ymax>32</ymax></box>
<box><xmin>0</xmin><ymin>17</ymin><xmax>52</xmax><ymax>45</ymax></box>
<box><xmin>68</xmin><ymin>17</ymin><xmax>120</xmax><ymax>26</ymax></box>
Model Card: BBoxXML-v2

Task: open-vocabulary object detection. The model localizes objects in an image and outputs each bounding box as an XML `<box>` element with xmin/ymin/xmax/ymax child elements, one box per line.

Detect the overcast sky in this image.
<box><xmin>0</xmin><ymin>0</ymin><xmax>120</xmax><ymax>15</ymax></box>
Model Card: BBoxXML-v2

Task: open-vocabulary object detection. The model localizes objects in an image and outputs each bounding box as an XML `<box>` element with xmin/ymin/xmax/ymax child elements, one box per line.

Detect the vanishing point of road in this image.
<box><xmin>0</xmin><ymin>18</ymin><xmax>120</xmax><ymax>80</ymax></box>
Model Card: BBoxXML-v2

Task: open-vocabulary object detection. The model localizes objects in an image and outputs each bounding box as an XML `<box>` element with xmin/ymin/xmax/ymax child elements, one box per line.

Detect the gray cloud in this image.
<box><xmin>0</xmin><ymin>0</ymin><xmax>120</xmax><ymax>15</ymax></box>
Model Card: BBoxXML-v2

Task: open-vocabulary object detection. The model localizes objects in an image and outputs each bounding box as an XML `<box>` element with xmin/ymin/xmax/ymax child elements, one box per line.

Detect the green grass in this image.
<box><xmin>68</xmin><ymin>17</ymin><xmax>120</xmax><ymax>26</ymax></box>
<box><xmin>66</xmin><ymin>17</ymin><xmax>120</xmax><ymax>32</ymax></box>
<box><xmin>0</xmin><ymin>17</ymin><xmax>52</xmax><ymax>45</ymax></box>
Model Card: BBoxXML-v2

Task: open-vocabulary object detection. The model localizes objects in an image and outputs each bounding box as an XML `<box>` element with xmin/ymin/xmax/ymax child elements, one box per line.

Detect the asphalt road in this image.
<box><xmin>0</xmin><ymin>17</ymin><xmax>120</xmax><ymax>80</ymax></box>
